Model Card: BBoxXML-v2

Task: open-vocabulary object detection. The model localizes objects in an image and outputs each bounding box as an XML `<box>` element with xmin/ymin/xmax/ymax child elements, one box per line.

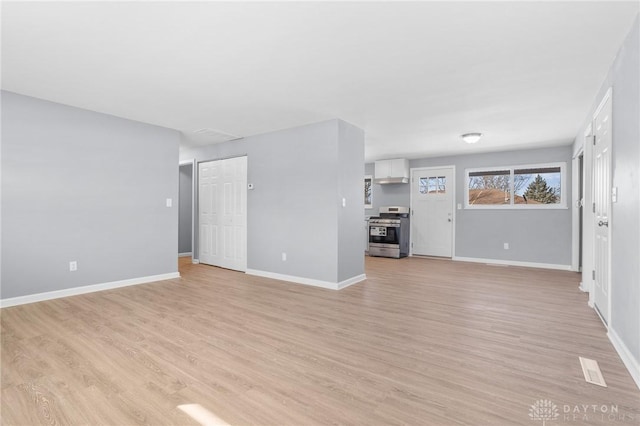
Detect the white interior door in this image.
<box><xmin>411</xmin><ymin>167</ymin><xmax>454</xmax><ymax>257</ymax></box>
<box><xmin>593</xmin><ymin>94</ymin><xmax>612</xmax><ymax>324</ymax></box>
<box><xmin>199</xmin><ymin>156</ymin><xmax>247</xmax><ymax>272</ymax></box>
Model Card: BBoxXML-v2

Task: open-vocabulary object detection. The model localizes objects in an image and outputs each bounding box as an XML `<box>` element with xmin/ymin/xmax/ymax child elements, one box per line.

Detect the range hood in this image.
<box><xmin>374</xmin><ymin>176</ymin><xmax>409</xmax><ymax>184</ymax></box>
<box><xmin>374</xmin><ymin>159</ymin><xmax>409</xmax><ymax>184</ymax></box>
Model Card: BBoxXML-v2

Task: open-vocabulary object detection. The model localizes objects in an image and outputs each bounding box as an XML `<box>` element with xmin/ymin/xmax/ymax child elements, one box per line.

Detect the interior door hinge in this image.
<box><xmin>588</xmin><ymin>135</ymin><xmax>596</xmax><ymax>146</ymax></box>
<box><xmin>592</xmin><ymin>270</ymin><xmax>596</xmax><ymax>281</ymax></box>
<box><xmin>593</xmin><ymin>203</ymin><xmax>596</xmax><ymax>213</ymax></box>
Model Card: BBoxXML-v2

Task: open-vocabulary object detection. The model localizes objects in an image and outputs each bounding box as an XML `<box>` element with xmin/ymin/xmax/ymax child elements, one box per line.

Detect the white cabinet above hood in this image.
<box><xmin>374</xmin><ymin>159</ymin><xmax>409</xmax><ymax>184</ymax></box>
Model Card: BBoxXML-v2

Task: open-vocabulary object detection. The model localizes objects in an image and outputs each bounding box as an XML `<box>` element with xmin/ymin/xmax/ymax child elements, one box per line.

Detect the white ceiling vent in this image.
<box><xmin>190</xmin><ymin>128</ymin><xmax>243</xmax><ymax>145</ymax></box>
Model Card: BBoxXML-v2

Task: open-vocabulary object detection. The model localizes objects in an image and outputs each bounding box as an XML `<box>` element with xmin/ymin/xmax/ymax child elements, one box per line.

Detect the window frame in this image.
<box><xmin>418</xmin><ymin>175</ymin><xmax>448</xmax><ymax>195</ymax></box>
<box><xmin>464</xmin><ymin>162</ymin><xmax>567</xmax><ymax>209</ymax></box>
<box><xmin>364</xmin><ymin>175</ymin><xmax>373</xmax><ymax>209</ymax></box>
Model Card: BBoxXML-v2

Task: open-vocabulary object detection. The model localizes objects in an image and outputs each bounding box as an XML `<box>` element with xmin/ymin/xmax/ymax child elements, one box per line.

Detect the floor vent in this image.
<box><xmin>579</xmin><ymin>357</ymin><xmax>607</xmax><ymax>387</ymax></box>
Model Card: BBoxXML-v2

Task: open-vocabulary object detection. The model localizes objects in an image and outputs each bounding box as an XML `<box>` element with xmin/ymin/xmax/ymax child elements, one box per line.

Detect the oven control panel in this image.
<box><xmin>369</xmin><ymin>226</ymin><xmax>387</xmax><ymax>237</ymax></box>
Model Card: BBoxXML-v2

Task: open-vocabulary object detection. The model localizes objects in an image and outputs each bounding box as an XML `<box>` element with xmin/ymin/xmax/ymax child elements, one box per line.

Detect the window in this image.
<box><xmin>513</xmin><ymin>166</ymin><xmax>562</xmax><ymax>205</ymax></box>
<box><xmin>468</xmin><ymin>170</ymin><xmax>510</xmax><ymax>205</ymax></box>
<box><xmin>465</xmin><ymin>163</ymin><xmax>565</xmax><ymax>208</ymax></box>
<box><xmin>419</xmin><ymin>176</ymin><xmax>447</xmax><ymax>194</ymax></box>
<box><xmin>364</xmin><ymin>175</ymin><xmax>373</xmax><ymax>209</ymax></box>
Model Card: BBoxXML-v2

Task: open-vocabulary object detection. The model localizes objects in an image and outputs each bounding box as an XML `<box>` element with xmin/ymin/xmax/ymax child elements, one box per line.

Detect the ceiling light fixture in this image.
<box><xmin>461</xmin><ymin>133</ymin><xmax>482</xmax><ymax>144</ymax></box>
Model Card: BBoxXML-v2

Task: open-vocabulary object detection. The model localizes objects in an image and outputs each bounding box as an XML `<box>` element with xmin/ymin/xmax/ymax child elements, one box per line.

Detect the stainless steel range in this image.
<box><xmin>368</xmin><ymin>206</ymin><xmax>410</xmax><ymax>258</ymax></box>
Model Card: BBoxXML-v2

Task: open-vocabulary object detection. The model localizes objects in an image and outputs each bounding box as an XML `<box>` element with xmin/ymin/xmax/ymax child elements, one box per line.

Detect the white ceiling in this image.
<box><xmin>2</xmin><ymin>1</ymin><xmax>638</xmax><ymax>162</ymax></box>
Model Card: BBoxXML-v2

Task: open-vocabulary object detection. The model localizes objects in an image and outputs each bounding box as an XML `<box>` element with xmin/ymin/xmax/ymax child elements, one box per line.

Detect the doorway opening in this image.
<box><xmin>179</xmin><ymin>160</ymin><xmax>195</xmax><ymax>260</ymax></box>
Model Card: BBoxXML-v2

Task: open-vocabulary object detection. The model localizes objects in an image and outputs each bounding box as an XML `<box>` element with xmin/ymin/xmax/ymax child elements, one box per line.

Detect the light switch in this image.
<box><xmin>342</xmin><ymin>198</ymin><xmax>346</xmax><ymax>207</ymax></box>
<box><xmin>166</xmin><ymin>198</ymin><xmax>172</xmax><ymax>207</ymax></box>
<box><xmin>612</xmin><ymin>187</ymin><xmax>618</xmax><ymax>203</ymax></box>
<box><xmin>457</xmin><ymin>203</ymin><xmax>462</xmax><ymax>210</ymax></box>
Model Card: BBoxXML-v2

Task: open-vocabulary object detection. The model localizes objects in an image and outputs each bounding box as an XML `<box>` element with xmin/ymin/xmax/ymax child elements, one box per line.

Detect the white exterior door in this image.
<box><xmin>411</xmin><ymin>167</ymin><xmax>454</xmax><ymax>257</ymax></box>
<box><xmin>593</xmin><ymin>94</ymin><xmax>612</xmax><ymax>324</ymax></box>
<box><xmin>198</xmin><ymin>156</ymin><xmax>247</xmax><ymax>272</ymax></box>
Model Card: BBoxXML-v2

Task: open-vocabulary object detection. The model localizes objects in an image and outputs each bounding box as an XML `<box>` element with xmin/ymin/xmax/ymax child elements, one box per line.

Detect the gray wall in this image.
<box><xmin>366</xmin><ymin>145</ymin><xmax>573</xmax><ymax>266</ymax></box>
<box><xmin>337</xmin><ymin>120</ymin><xmax>365</xmax><ymax>281</ymax></box>
<box><xmin>1</xmin><ymin>91</ymin><xmax>180</xmax><ymax>299</ymax></box>
<box><xmin>178</xmin><ymin>163</ymin><xmax>193</xmax><ymax>254</ymax></box>
<box><xmin>609</xmin><ymin>16</ymin><xmax>640</xmax><ymax>367</ymax></box>
<box><xmin>180</xmin><ymin>119</ymin><xmax>365</xmax><ymax>284</ymax></box>
<box><xmin>574</xmin><ymin>17</ymin><xmax>639</xmax><ymax>367</ymax></box>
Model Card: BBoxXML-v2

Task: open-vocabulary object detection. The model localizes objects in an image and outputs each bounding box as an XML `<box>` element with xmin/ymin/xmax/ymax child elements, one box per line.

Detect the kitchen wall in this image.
<box><xmin>573</xmin><ymin>16</ymin><xmax>639</xmax><ymax>385</ymax></box>
<box><xmin>1</xmin><ymin>91</ymin><xmax>180</xmax><ymax>301</ymax></box>
<box><xmin>366</xmin><ymin>145</ymin><xmax>573</xmax><ymax>267</ymax></box>
<box><xmin>180</xmin><ymin>119</ymin><xmax>365</xmax><ymax>287</ymax></box>
<box><xmin>178</xmin><ymin>163</ymin><xmax>193</xmax><ymax>254</ymax></box>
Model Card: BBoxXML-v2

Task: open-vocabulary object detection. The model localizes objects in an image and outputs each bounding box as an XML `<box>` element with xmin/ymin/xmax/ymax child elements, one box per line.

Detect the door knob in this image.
<box><xmin>598</xmin><ymin>220</ymin><xmax>609</xmax><ymax>227</ymax></box>
<box><xmin>448</xmin><ymin>218</ymin><xmax>452</xmax><ymax>222</ymax></box>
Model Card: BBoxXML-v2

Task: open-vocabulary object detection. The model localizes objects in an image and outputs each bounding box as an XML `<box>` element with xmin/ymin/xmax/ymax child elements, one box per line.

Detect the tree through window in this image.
<box><xmin>466</xmin><ymin>163</ymin><xmax>565</xmax><ymax>208</ymax></box>
<box><xmin>515</xmin><ymin>166</ymin><xmax>561</xmax><ymax>205</ymax></box>
<box><xmin>468</xmin><ymin>170</ymin><xmax>510</xmax><ymax>205</ymax></box>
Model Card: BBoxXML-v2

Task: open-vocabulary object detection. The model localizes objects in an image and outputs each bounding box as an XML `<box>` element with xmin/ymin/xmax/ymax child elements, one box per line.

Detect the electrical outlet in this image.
<box><xmin>166</xmin><ymin>198</ymin><xmax>173</xmax><ymax>207</ymax></box>
<box><xmin>69</xmin><ymin>261</ymin><xmax>78</xmax><ymax>271</ymax></box>
<box><xmin>282</xmin><ymin>252</ymin><xmax>287</xmax><ymax>261</ymax></box>
<box><xmin>503</xmin><ymin>243</ymin><xmax>509</xmax><ymax>250</ymax></box>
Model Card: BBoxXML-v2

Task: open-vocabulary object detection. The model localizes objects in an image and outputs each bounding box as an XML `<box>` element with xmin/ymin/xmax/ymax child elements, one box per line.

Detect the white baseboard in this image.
<box><xmin>246</xmin><ymin>269</ymin><xmax>366</xmax><ymax>290</ymax></box>
<box><xmin>0</xmin><ymin>272</ymin><xmax>181</xmax><ymax>308</ymax></box>
<box><xmin>452</xmin><ymin>256</ymin><xmax>572</xmax><ymax>271</ymax></box>
<box><xmin>178</xmin><ymin>252</ymin><xmax>192</xmax><ymax>257</ymax></box>
<box><xmin>337</xmin><ymin>274</ymin><xmax>367</xmax><ymax>290</ymax></box>
<box><xmin>608</xmin><ymin>327</ymin><xmax>640</xmax><ymax>390</ymax></box>
<box><xmin>579</xmin><ymin>281</ymin><xmax>593</xmax><ymax>293</ymax></box>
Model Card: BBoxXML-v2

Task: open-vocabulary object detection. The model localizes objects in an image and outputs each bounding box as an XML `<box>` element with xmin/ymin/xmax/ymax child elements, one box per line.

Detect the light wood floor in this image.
<box><xmin>2</xmin><ymin>256</ymin><xmax>639</xmax><ymax>425</ymax></box>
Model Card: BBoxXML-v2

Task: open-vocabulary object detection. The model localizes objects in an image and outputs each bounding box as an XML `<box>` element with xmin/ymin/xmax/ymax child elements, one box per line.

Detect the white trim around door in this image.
<box><xmin>591</xmin><ymin>88</ymin><xmax>613</xmax><ymax>326</ymax></box>
<box><xmin>571</xmin><ymin>148</ymin><xmax>584</xmax><ymax>273</ymax></box>
<box><xmin>409</xmin><ymin>165</ymin><xmax>456</xmax><ymax>258</ymax></box>
<box><xmin>179</xmin><ymin>158</ymin><xmax>197</xmax><ymax>263</ymax></box>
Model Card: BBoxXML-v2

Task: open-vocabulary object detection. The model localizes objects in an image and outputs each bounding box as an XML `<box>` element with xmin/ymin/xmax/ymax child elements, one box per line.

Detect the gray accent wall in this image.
<box><xmin>1</xmin><ymin>91</ymin><xmax>180</xmax><ymax>299</ymax></box>
<box><xmin>178</xmin><ymin>163</ymin><xmax>193</xmax><ymax>254</ymax></box>
<box><xmin>574</xmin><ymin>17</ymin><xmax>639</xmax><ymax>370</ymax></box>
<box><xmin>366</xmin><ymin>145</ymin><xmax>573</xmax><ymax>266</ymax></box>
<box><xmin>180</xmin><ymin>119</ymin><xmax>365</xmax><ymax>284</ymax></box>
